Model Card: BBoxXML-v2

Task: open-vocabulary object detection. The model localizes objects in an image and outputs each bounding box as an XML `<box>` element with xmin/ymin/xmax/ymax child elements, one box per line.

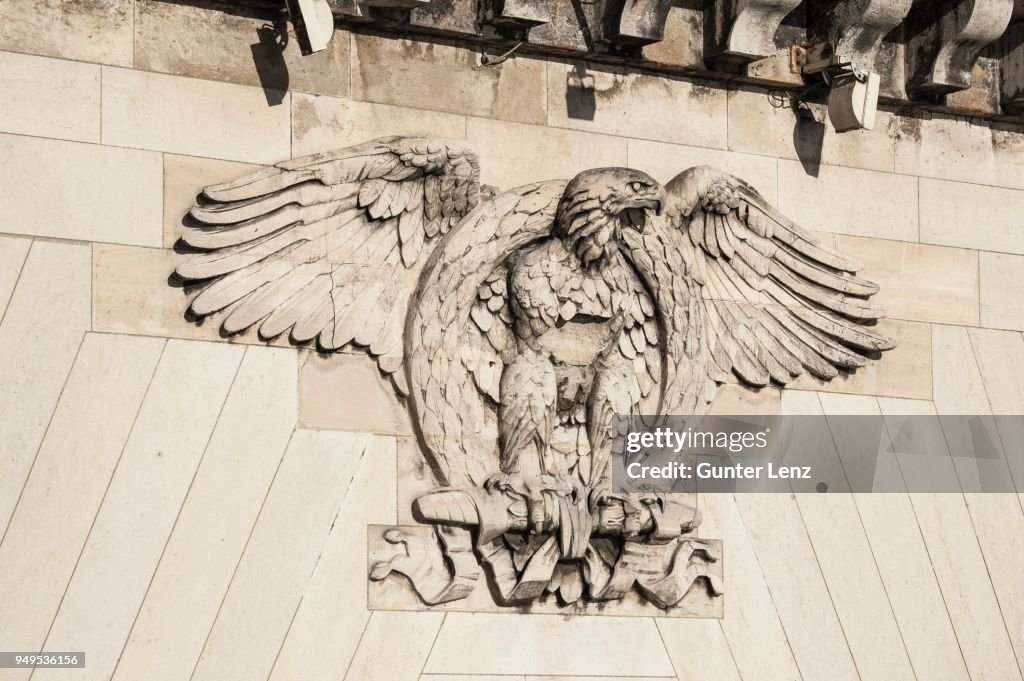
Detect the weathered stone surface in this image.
<box><xmin>547</xmin><ymin>62</ymin><xmax>728</xmax><ymax>149</ymax></box>
<box><xmin>980</xmin><ymin>251</ymin><xmax>1024</xmax><ymax>330</ymax></box>
<box><xmin>778</xmin><ymin>161</ymin><xmax>918</xmax><ymax>241</ymax></box>
<box><xmin>135</xmin><ymin>0</ymin><xmax>350</xmax><ymax>97</ymax></box>
<box><xmin>164</xmin><ymin>155</ymin><xmax>258</xmax><ymax>247</ymax></box>
<box><xmin>466</xmin><ymin>117</ymin><xmax>627</xmax><ymax>188</ymax></box>
<box><xmin>0</xmin><ymin>51</ymin><xmax>100</xmax><ymax>143</ymax></box>
<box><xmin>422</xmin><ymin>613</ymin><xmax>676</xmax><ymax>676</ymax></box>
<box><xmin>727</xmin><ymin>88</ymin><xmax>898</xmax><ymax>173</ymax></box>
<box><xmin>836</xmin><ymin>235</ymin><xmax>980</xmax><ymax>326</ymax></box>
<box><xmin>920</xmin><ymin>177</ymin><xmax>1024</xmax><ymax>255</ymax></box>
<box><xmin>790</xmin><ymin>318</ymin><xmax>932</xmax><ymax>399</ymax></box>
<box><xmin>102</xmin><ymin>67</ymin><xmax>291</xmax><ymax>164</ymax></box>
<box><xmin>0</xmin><ymin>0</ymin><xmax>133</xmax><ymax>67</ymax></box>
<box><xmin>0</xmin><ymin>133</ymin><xmax>162</xmax><ymax>246</ymax></box>
<box><xmin>707</xmin><ymin>383</ymin><xmax>782</xmax><ymax>415</ymax></box>
<box><xmin>291</xmin><ymin>93</ymin><xmax>467</xmax><ymax>158</ymax></box>
<box><xmin>704</xmin><ymin>0</ymin><xmax>803</xmax><ymax>64</ymax></box>
<box><xmin>628</xmin><ymin>138</ymin><xmax>778</xmax><ymax>204</ymax></box>
<box><xmin>351</xmin><ymin>34</ymin><xmax>546</xmax><ymax>124</ymax></box>
<box><xmin>945</xmin><ymin>58</ymin><xmax>1002</xmax><ymax>114</ymax></box>
<box><xmin>347</xmin><ymin>612</ymin><xmax>444</xmax><ymax>681</ymax></box>
<box><xmin>894</xmin><ymin>115</ymin><xmax>1024</xmax><ymax>191</ymax></box>
<box><xmin>298</xmin><ymin>351</ymin><xmax>413</xmax><ymax>435</ymax></box>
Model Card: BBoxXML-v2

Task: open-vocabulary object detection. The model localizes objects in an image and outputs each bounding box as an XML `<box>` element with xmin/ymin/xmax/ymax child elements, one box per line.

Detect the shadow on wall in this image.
<box><xmin>251</xmin><ymin>21</ymin><xmax>289</xmax><ymax>107</ymax></box>
<box><xmin>770</xmin><ymin>91</ymin><xmax>827</xmax><ymax>177</ymax></box>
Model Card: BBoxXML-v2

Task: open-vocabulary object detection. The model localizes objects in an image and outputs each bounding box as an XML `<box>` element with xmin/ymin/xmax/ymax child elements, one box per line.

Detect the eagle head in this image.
<box><xmin>555</xmin><ymin>168</ymin><xmax>664</xmax><ymax>267</ymax></box>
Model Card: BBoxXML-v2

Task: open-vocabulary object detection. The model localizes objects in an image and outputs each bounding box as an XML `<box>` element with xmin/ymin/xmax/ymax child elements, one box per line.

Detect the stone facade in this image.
<box><xmin>1</xmin><ymin>1</ymin><xmax>1024</xmax><ymax>680</ymax></box>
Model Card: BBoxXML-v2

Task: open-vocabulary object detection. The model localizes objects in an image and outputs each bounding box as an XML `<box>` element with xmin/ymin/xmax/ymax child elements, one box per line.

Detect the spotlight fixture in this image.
<box><xmin>790</xmin><ymin>42</ymin><xmax>880</xmax><ymax>132</ymax></box>
<box><xmin>285</xmin><ymin>0</ymin><xmax>335</xmax><ymax>55</ymax></box>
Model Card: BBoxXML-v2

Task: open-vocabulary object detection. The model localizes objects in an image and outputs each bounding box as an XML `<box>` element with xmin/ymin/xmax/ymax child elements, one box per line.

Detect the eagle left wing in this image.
<box><xmin>659</xmin><ymin>165</ymin><xmax>894</xmax><ymax>393</ymax></box>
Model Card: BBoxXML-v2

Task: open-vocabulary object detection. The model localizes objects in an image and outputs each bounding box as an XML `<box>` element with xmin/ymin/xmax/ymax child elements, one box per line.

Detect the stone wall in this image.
<box><xmin>1</xmin><ymin>1</ymin><xmax>1024</xmax><ymax>680</ymax></box>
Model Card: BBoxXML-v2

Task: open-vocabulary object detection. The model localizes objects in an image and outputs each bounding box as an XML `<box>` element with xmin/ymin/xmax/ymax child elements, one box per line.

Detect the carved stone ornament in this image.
<box><xmin>176</xmin><ymin>136</ymin><xmax>894</xmax><ymax>613</ymax></box>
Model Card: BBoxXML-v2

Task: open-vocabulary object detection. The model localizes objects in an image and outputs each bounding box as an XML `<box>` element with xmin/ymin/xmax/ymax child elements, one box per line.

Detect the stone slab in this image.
<box><xmin>0</xmin><ymin>51</ymin><xmax>100</xmax><ymax>142</ymax></box>
<box><xmin>135</xmin><ymin>0</ymin><xmax>349</xmax><ymax>97</ymax></box>
<box><xmin>777</xmin><ymin>161</ymin><xmax>918</xmax><ymax>242</ymax></box>
<box><xmin>298</xmin><ymin>351</ymin><xmax>412</xmax><ymax>435</ymax></box>
<box><xmin>920</xmin><ymin>178</ymin><xmax>1024</xmax><ymax>255</ymax></box>
<box><xmin>980</xmin><ymin>251</ymin><xmax>1024</xmax><ymax>331</ymax></box>
<box><xmin>292</xmin><ymin>93</ymin><xmax>467</xmax><ymax>158</ymax></box>
<box><xmin>102</xmin><ymin>67</ymin><xmax>291</xmax><ymax>164</ymax></box>
<box><xmin>546</xmin><ymin>63</ymin><xmax>728</xmax><ymax>150</ymax></box>
<box><xmin>0</xmin><ymin>0</ymin><xmax>133</xmax><ymax>67</ymax></box>
<box><xmin>0</xmin><ymin>133</ymin><xmax>162</xmax><ymax>246</ymax></box>
<box><xmin>351</xmin><ymin>34</ymin><xmax>546</xmax><ymax>125</ymax></box>
<box><xmin>422</xmin><ymin>612</ymin><xmax>676</xmax><ymax>677</ymax></box>
<box><xmin>837</xmin><ymin>235</ymin><xmax>980</xmax><ymax>326</ymax></box>
<box><xmin>789</xmin><ymin>318</ymin><xmax>933</xmax><ymax>400</ymax></box>
<box><xmin>466</xmin><ymin>117</ymin><xmax>627</xmax><ymax>190</ymax></box>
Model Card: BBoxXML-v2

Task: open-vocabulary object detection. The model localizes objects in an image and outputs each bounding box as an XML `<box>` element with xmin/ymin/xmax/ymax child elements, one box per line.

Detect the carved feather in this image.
<box><xmin>176</xmin><ymin>136</ymin><xmax>482</xmax><ymax>380</ymax></box>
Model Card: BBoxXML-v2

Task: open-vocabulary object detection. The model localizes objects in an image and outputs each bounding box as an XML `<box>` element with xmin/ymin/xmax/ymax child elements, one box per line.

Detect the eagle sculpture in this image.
<box><xmin>176</xmin><ymin>136</ymin><xmax>893</xmax><ymax>610</ymax></box>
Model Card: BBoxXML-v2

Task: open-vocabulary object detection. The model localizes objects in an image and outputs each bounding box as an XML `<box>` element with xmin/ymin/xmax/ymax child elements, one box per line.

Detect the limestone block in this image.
<box><xmin>920</xmin><ymin>178</ymin><xmax>1024</xmax><ymax>255</ymax></box>
<box><xmin>931</xmin><ymin>324</ymin><xmax>991</xmax><ymax>414</ymax></box>
<box><xmin>270</xmin><ymin>437</ymin><xmax>398</xmax><ymax>681</ymax></box>
<box><xmin>980</xmin><ymin>251</ymin><xmax>1024</xmax><ymax>330</ymax></box>
<box><xmin>0</xmin><ymin>236</ymin><xmax>31</xmax><ymax>320</ymax></box>
<box><xmin>0</xmin><ymin>51</ymin><xmax>100</xmax><ymax>142</ymax></box>
<box><xmin>627</xmin><ymin>138</ymin><xmax>779</xmax><ymax>205</ymax></box>
<box><xmin>298</xmin><ymin>351</ymin><xmax>413</xmax><ymax>435</ymax></box>
<box><xmin>421</xmin><ymin>613</ymin><xmax>676</xmax><ymax>677</ymax></box>
<box><xmin>777</xmin><ymin>161</ymin><xmax>918</xmax><ymax>242</ymax></box>
<box><xmin>0</xmin><ymin>241</ymin><xmax>90</xmax><ymax>538</ymax></box>
<box><xmin>707</xmin><ymin>383</ymin><xmax>782</xmax><ymax>415</ymax></box>
<box><xmin>734</xmin><ymin>493</ymin><xmax>861</xmax><ymax>681</ymax></box>
<box><xmin>877</xmin><ymin>398</ymin><xmax>1023</xmax><ymax>681</ymax></box>
<box><xmin>345</xmin><ymin>611</ymin><xmax>445</xmax><ymax>681</ymax></box>
<box><xmin>816</xmin><ymin>392</ymin><xmax>972</xmax><ymax>681</ymax></box>
<box><xmin>113</xmin><ymin>347</ymin><xmax>298</xmax><ymax>681</ymax></box>
<box><xmin>135</xmin><ymin>0</ymin><xmax>350</xmax><ymax>97</ymax></box>
<box><xmin>93</xmin><ymin>244</ymin><xmax>292</xmax><ymax>347</ymax></box>
<box><xmin>727</xmin><ymin>88</ymin><xmax>897</xmax><ymax>174</ymax></box>
<box><xmin>292</xmin><ymin>93</ymin><xmax>467</xmax><ymax>158</ymax></box>
<box><xmin>968</xmin><ymin>327</ymin><xmax>1024</xmax><ymax>414</ymax></box>
<box><xmin>33</xmin><ymin>339</ymin><xmax>244</xmax><ymax>681</ymax></box>
<box><xmin>0</xmin><ymin>134</ymin><xmax>162</xmax><ymax>246</ymax></box>
<box><xmin>894</xmin><ymin>115</ymin><xmax>1024</xmax><ymax>191</ymax></box>
<box><xmin>0</xmin><ymin>333</ymin><xmax>163</xmax><ymax>668</ymax></box>
<box><xmin>0</xmin><ymin>0</ymin><xmax>133</xmax><ymax>67</ymax></box>
<box><xmin>102</xmin><ymin>67</ymin><xmax>291</xmax><ymax>164</ymax></box>
<box><xmin>546</xmin><ymin>63</ymin><xmax>728</xmax><ymax>149</ymax></box>
<box><xmin>836</xmin><ymin>235</ymin><xmax>980</xmax><ymax>326</ymax></box>
<box><xmin>466</xmin><ymin>117</ymin><xmax>627</xmax><ymax>189</ymax></box>
<box><xmin>697</xmin><ymin>494</ymin><xmax>804</xmax><ymax>681</ymax></box>
<box><xmin>351</xmin><ymin>34</ymin><xmax>546</xmax><ymax>125</ymax></box>
<box><xmin>191</xmin><ymin>430</ymin><xmax>374</xmax><ymax>681</ymax></box>
<box><xmin>656</xmin><ymin>620</ymin><xmax>743</xmax><ymax>680</ymax></box>
<box><xmin>789</xmin><ymin>318</ymin><xmax>932</xmax><ymax>400</ymax></box>
<box><xmin>164</xmin><ymin>155</ymin><xmax>259</xmax><ymax>247</ymax></box>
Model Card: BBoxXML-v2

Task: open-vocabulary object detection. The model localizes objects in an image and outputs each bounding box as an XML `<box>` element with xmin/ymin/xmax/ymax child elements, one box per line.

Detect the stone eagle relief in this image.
<box><xmin>175</xmin><ymin>136</ymin><xmax>893</xmax><ymax>613</ymax></box>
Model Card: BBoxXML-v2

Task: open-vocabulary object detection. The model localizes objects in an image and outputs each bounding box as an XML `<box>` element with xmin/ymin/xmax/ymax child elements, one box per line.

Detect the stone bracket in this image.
<box><xmin>603</xmin><ymin>0</ymin><xmax>675</xmax><ymax>46</ymax></box>
<box><xmin>479</xmin><ymin>0</ymin><xmax>551</xmax><ymax>29</ymax></box>
<box><xmin>705</xmin><ymin>0</ymin><xmax>805</xmax><ymax>65</ymax></box>
<box><xmin>906</xmin><ymin>0</ymin><xmax>1014</xmax><ymax>94</ymax></box>
<box><xmin>807</xmin><ymin>0</ymin><xmax>914</xmax><ymax>73</ymax></box>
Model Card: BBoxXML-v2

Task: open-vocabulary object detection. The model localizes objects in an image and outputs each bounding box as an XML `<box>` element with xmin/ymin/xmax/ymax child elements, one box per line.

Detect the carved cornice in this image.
<box><xmin>238</xmin><ymin>0</ymin><xmax>1024</xmax><ymax>120</ymax></box>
